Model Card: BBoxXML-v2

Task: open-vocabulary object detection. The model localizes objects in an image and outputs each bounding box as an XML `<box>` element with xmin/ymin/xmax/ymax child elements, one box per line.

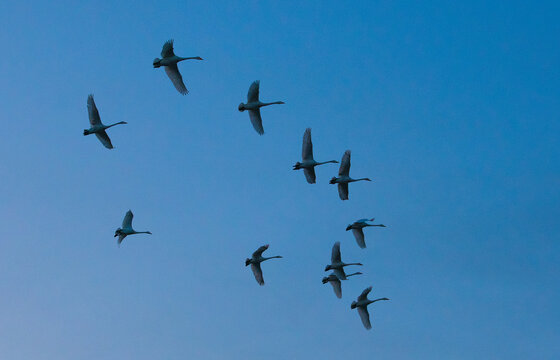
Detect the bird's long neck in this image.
<box><xmin>106</xmin><ymin>121</ymin><xmax>127</xmax><ymax>129</ymax></box>
<box><xmin>343</xmin><ymin>262</ymin><xmax>362</xmax><ymax>267</ymax></box>
<box><xmin>370</xmin><ymin>297</ymin><xmax>389</xmax><ymax>304</ymax></box>
<box><xmin>347</xmin><ymin>272</ymin><xmax>361</xmax><ymax>277</ymax></box>
<box><xmin>263</xmin><ymin>255</ymin><xmax>282</xmax><ymax>261</ymax></box>
<box><xmin>260</xmin><ymin>101</ymin><xmax>285</xmax><ymax>107</ymax></box>
<box><xmin>135</xmin><ymin>231</ymin><xmax>151</xmax><ymax>234</ymax></box>
<box><xmin>316</xmin><ymin>160</ymin><xmax>338</xmax><ymax>165</ymax></box>
<box><xmin>351</xmin><ymin>178</ymin><xmax>371</xmax><ymax>182</ymax></box>
<box><xmin>180</xmin><ymin>56</ymin><xmax>202</xmax><ymax>61</ymax></box>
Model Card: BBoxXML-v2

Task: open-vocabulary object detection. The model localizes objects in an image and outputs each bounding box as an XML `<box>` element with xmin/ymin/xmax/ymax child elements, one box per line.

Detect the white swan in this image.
<box><xmin>238</xmin><ymin>80</ymin><xmax>285</xmax><ymax>135</ymax></box>
<box><xmin>346</xmin><ymin>218</ymin><xmax>386</xmax><ymax>249</ymax></box>
<box><xmin>153</xmin><ymin>39</ymin><xmax>203</xmax><ymax>95</ymax></box>
<box><xmin>114</xmin><ymin>210</ymin><xmax>152</xmax><ymax>246</ymax></box>
<box><xmin>84</xmin><ymin>95</ymin><xmax>127</xmax><ymax>149</ymax></box>
<box><xmin>322</xmin><ymin>271</ymin><xmax>362</xmax><ymax>298</ymax></box>
<box><xmin>293</xmin><ymin>128</ymin><xmax>338</xmax><ymax>184</ymax></box>
<box><xmin>324</xmin><ymin>241</ymin><xmax>362</xmax><ymax>280</ymax></box>
<box><xmin>245</xmin><ymin>244</ymin><xmax>282</xmax><ymax>285</ymax></box>
<box><xmin>329</xmin><ymin>150</ymin><xmax>371</xmax><ymax>200</ymax></box>
<box><xmin>351</xmin><ymin>286</ymin><xmax>389</xmax><ymax>330</ymax></box>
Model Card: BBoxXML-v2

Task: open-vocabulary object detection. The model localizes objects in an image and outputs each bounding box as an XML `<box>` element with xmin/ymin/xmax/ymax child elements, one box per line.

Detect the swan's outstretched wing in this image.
<box><xmin>247</xmin><ymin>80</ymin><xmax>260</xmax><ymax>103</ymax></box>
<box><xmin>339</xmin><ymin>150</ymin><xmax>351</xmax><ymax>176</ymax></box>
<box><xmin>331</xmin><ymin>241</ymin><xmax>342</xmax><ymax>263</ymax></box>
<box><xmin>357</xmin><ymin>218</ymin><xmax>372</xmax><ymax>224</ymax></box>
<box><xmin>95</xmin><ymin>130</ymin><xmax>113</xmax><ymax>149</ymax></box>
<box><xmin>165</xmin><ymin>64</ymin><xmax>188</xmax><ymax>95</ymax></box>
<box><xmin>338</xmin><ymin>183</ymin><xmax>349</xmax><ymax>200</ymax></box>
<box><xmin>252</xmin><ymin>244</ymin><xmax>269</xmax><ymax>258</ymax></box>
<box><xmin>330</xmin><ymin>279</ymin><xmax>342</xmax><ymax>298</ymax></box>
<box><xmin>352</xmin><ymin>228</ymin><xmax>366</xmax><ymax>249</ymax></box>
<box><xmin>302</xmin><ymin>128</ymin><xmax>313</xmax><ymax>161</ymax></box>
<box><xmin>248</xmin><ymin>109</ymin><xmax>264</xmax><ymax>135</ymax></box>
<box><xmin>357</xmin><ymin>307</ymin><xmax>372</xmax><ymax>330</ymax></box>
<box><xmin>333</xmin><ymin>267</ymin><xmax>347</xmax><ymax>280</ymax></box>
<box><xmin>87</xmin><ymin>94</ymin><xmax>101</xmax><ymax>126</ymax></box>
<box><xmin>161</xmin><ymin>39</ymin><xmax>175</xmax><ymax>58</ymax></box>
<box><xmin>303</xmin><ymin>167</ymin><xmax>316</xmax><ymax>184</ymax></box>
<box><xmin>122</xmin><ymin>210</ymin><xmax>133</xmax><ymax>229</ymax></box>
<box><xmin>358</xmin><ymin>286</ymin><xmax>372</xmax><ymax>301</ymax></box>
<box><xmin>117</xmin><ymin>233</ymin><xmax>126</xmax><ymax>245</ymax></box>
<box><xmin>251</xmin><ymin>262</ymin><xmax>264</xmax><ymax>285</ymax></box>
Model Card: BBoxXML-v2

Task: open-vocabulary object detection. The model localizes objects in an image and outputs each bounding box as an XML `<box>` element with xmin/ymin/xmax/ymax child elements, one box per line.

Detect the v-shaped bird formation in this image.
<box><xmin>84</xmin><ymin>39</ymin><xmax>389</xmax><ymax>331</ymax></box>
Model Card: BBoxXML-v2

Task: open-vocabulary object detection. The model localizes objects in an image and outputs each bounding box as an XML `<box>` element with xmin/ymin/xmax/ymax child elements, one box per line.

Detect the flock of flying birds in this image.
<box><xmin>83</xmin><ymin>39</ymin><xmax>388</xmax><ymax>330</ymax></box>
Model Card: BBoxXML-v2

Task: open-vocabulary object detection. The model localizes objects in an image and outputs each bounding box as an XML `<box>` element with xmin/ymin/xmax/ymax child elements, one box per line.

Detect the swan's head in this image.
<box><xmin>238</xmin><ymin>103</ymin><xmax>246</xmax><ymax>112</ymax></box>
<box><xmin>245</xmin><ymin>258</ymin><xmax>251</xmax><ymax>266</ymax></box>
<box><xmin>329</xmin><ymin>177</ymin><xmax>337</xmax><ymax>184</ymax></box>
<box><xmin>153</xmin><ymin>58</ymin><xmax>161</xmax><ymax>68</ymax></box>
<box><xmin>345</xmin><ymin>225</ymin><xmax>352</xmax><ymax>231</ymax></box>
<box><xmin>321</xmin><ymin>276</ymin><xmax>330</xmax><ymax>284</ymax></box>
<box><xmin>351</xmin><ymin>301</ymin><xmax>357</xmax><ymax>309</ymax></box>
<box><xmin>324</xmin><ymin>265</ymin><xmax>332</xmax><ymax>271</ymax></box>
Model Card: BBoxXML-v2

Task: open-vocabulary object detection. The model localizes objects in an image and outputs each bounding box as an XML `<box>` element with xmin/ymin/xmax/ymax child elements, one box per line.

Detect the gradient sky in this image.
<box><xmin>0</xmin><ymin>1</ymin><xmax>559</xmax><ymax>359</ymax></box>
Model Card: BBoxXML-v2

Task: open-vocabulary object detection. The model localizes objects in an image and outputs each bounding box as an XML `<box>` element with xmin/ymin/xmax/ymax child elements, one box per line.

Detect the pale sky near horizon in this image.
<box><xmin>0</xmin><ymin>1</ymin><xmax>559</xmax><ymax>359</ymax></box>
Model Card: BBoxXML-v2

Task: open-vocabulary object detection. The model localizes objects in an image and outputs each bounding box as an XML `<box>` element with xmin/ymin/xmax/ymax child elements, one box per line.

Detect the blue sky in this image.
<box><xmin>0</xmin><ymin>1</ymin><xmax>559</xmax><ymax>359</ymax></box>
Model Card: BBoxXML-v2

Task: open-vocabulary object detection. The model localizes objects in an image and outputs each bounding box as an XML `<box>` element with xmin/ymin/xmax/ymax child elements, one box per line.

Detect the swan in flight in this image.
<box><xmin>293</xmin><ymin>128</ymin><xmax>338</xmax><ymax>184</ymax></box>
<box><xmin>351</xmin><ymin>286</ymin><xmax>389</xmax><ymax>330</ymax></box>
<box><xmin>322</xmin><ymin>271</ymin><xmax>362</xmax><ymax>299</ymax></box>
<box><xmin>346</xmin><ymin>218</ymin><xmax>386</xmax><ymax>249</ymax></box>
<box><xmin>238</xmin><ymin>80</ymin><xmax>285</xmax><ymax>135</ymax></box>
<box><xmin>324</xmin><ymin>242</ymin><xmax>362</xmax><ymax>280</ymax></box>
<box><xmin>84</xmin><ymin>95</ymin><xmax>127</xmax><ymax>149</ymax></box>
<box><xmin>329</xmin><ymin>150</ymin><xmax>371</xmax><ymax>200</ymax></box>
<box><xmin>114</xmin><ymin>210</ymin><xmax>152</xmax><ymax>246</ymax></box>
<box><xmin>245</xmin><ymin>244</ymin><xmax>282</xmax><ymax>285</ymax></box>
<box><xmin>153</xmin><ymin>39</ymin><xmax>203</xmax><ymax>95</ymax></box>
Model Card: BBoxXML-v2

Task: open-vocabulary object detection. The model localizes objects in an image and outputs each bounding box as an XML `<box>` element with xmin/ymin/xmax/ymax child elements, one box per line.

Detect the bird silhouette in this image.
<box><xmin>245</xmin><ymin>244</ymin><xmax>282</xmax><ymax>285</ymax></box>
<box><xmin>346</xmin><ymin>218</ymin><xmax>386</xmax><ymax>248</ymax></box>
<box><xmin>114</xmin><ymin>210</ymin><xmax>152</xmax><ymax>246</ymax></box>
<box><xmin>293</xmin><ymin>128</ymin><xmax>338</xmax><ymax>183</ymax></box>
<box><xmin>153</xmin><ymin>39</ymin><xmax>203</xmax><ymax>94</ymax></box>
<box><xmin>84</xmin><ymin>95</ymin><xmax>127</xmax><ymax>149</ymax></box>
<box><xmin>350</xmin><ymin>286</ymin><xmax>389</xmax><ymax>330</ymax></box>
<box><xmin>238</xmin><ymin>80</ymin><xmax>285</xmax><ymax>135</ymax></box>
<box><xmin>322</xmin><ymin>271</ymin><xmax>362</xmax><ymax>298</ymax></box>
<box><xmin>324</xmin><ymin>242</ymin><xmax>363</xmax><ymax>280</ymax></box>
<box><xmin>329</xmin><ymin>150</ymin><xmax>371</xmax><ymax>200</ymax></box>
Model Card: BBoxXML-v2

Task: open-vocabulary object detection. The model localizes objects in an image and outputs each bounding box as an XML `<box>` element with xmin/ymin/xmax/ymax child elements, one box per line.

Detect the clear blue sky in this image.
<box><xmin>0</xmin><ymin>1</ymin><xmax>558</xmax><ymax>359</ymax></box>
